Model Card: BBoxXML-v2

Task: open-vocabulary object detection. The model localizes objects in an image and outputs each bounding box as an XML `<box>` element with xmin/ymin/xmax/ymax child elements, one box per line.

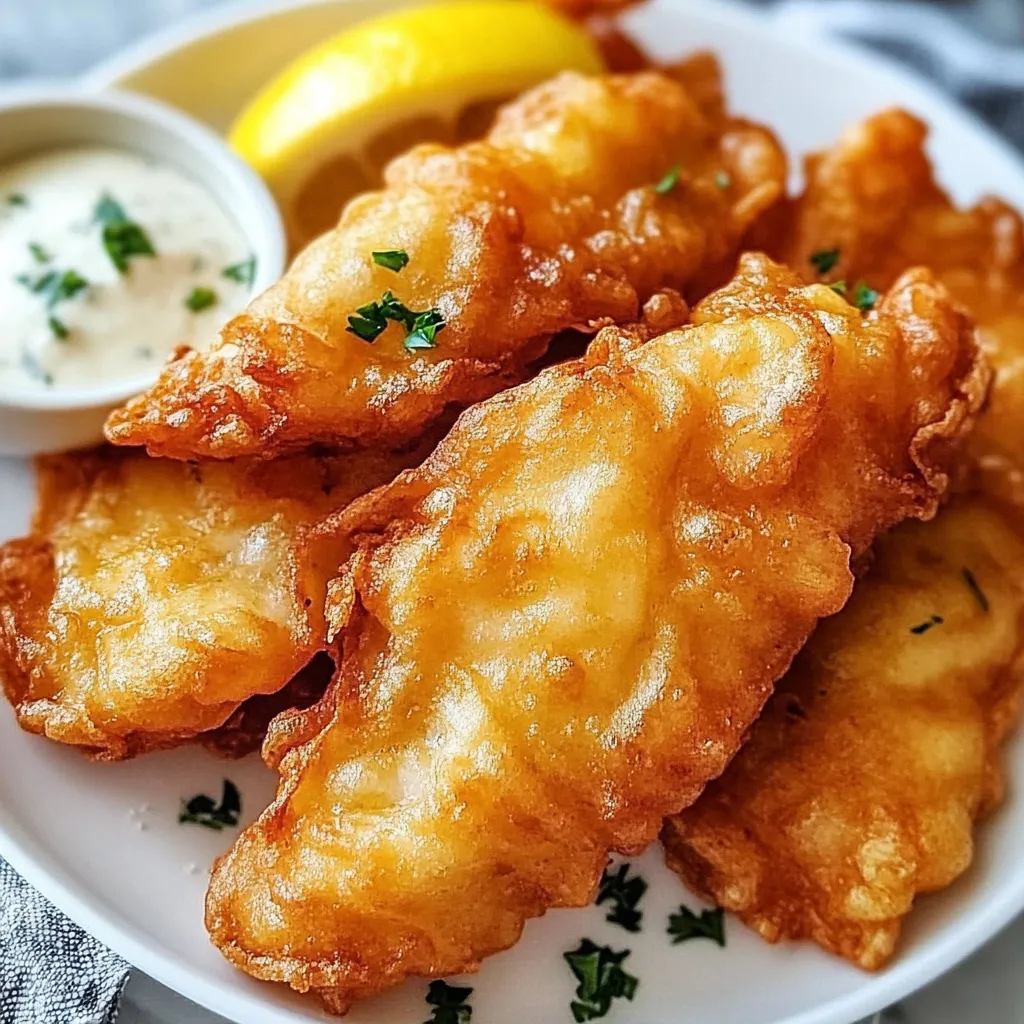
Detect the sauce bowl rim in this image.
<box><xmin>0</xmin><ymin>83</ymin><xmax>286</xmax><ymax>412</ymax></box>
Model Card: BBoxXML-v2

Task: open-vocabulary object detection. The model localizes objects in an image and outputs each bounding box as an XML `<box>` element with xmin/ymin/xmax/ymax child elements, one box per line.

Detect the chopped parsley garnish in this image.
<box><xmin>346</xmin><ymin>289</ymin><xmax>446</xmax><ymax>352</ymax></box>
<box><xmin>93</xmin><ymin>194</ymin><xmax>127</xmax><ymax>225</ymax></box>
<box><xmin>48</xmin><ymin>316</ymin><xmax>69</xmax><ymax>341</ymax></box>
<box><xmin>17</xmin><ymin>268</ymin><xmax>89</xmax><ymax>308</ymax></box>
<box><xmin>222</xmin><ymin>255</ymin><xmax>257</xmax><ymax>288</ymax></box>
<box><xmin>28</xmin><ymin>242</ymin><xmax>50</xmax><ymax>264</ymax></box>
<box><xmin>404</xmin><ymin>308</ymin><xmax>445</xmax><ymax>351</ymax></box>
<box><xmin>184</xmin><ymin>286</ymin><xmax>217</xmax><ymax>312</ymax></box>
<box><xmin>910</xmin><ymin>614</ymin><xmax>944</xmax><ymax>635</ymax></box>
<box><xmin>372</xmin><ymin>248</ymin><xmax>410</xmax><ymax>272</ymax></box>
<box><xmin>94</xmin><ymin>193</ymin><xmax>156</xmax><ymax>274</ymax></box>
<box><xmin>810</xmin><ymin>248</ymin><xmax>840</xmax><ymax>274</ymax></box>
<box><xmin>6</xmin><ymin>193</ymin><xmax>27</xmax><ymax>207</ymax></box>
<box><xmin>827</xmin><ymin>280</ymin><xmax>847</xmax><ymax>296</ymax></box>
<box><xmin>178</xmin><ymin>779</ymin><xmax>241</xmax><ymax>831</ymax></box>
<box><xmin>19</xmin><ymin>349</ymin><xmax>52</xmax><ymax>385</ymax></box>
<box><xmin>667</xmin><ymin>905</ymin><xmax>726</xmax><ymax>946</ymax></box>
<box><xmin>851</xmin><ymin>280</ymin><xmax>879</xmax><ymax>312</ymax></box>
<box><xmin>961</xmin><ymin>568</ymin><xmax>990</xmax><ymax>612</ymax></box>
<box><xmin>714</xmin><ymin>171</ymin><xmax>731</xmax><ymax>190</ymax></box>
<box><xmin>423</xmin><ymin>980</ymin><xmax>472</xmax><ymax>1024</ymax></box>
<box><xmin>596</xmin><ymin>862</ymin><xmax>647</xmax><ymax>933</ymax></box>
<box><xmin>564</xmin><ymin>940</ymin><xmax>638</xmax><ymax>1022</ymax></box>
<box><xmin>654</xmin><ymin>162</ymin><xmax>681</xmax><ymax>195</ymax></box>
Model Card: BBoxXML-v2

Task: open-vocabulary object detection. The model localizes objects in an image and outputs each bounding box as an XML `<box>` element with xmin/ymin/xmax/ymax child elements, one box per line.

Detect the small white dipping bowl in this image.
<box><xmin>0</xmin><ymin>86</ymin><xmax>285</xmax><ymax>456</ymax></box>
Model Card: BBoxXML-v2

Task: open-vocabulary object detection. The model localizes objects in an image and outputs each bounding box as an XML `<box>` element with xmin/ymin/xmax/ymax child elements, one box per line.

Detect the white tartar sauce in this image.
<box><xmin>0</xmin><ymin>145</ymin><xmax>255</xmax><ymax>392</ymax></box>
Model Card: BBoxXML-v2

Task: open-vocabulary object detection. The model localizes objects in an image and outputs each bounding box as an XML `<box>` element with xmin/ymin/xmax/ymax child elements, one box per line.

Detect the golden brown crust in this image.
<box><xmin>663</xmin><ymin>498</ymin><xmax>1024</xmax><ymax>969</ymax></box>
<box><xmin>204</xmin><ymin>255</ymin><xmax>982</xmax><ymax>1010</ymax></box>
<box><xmin>0</xmin><ymin>445</ymin><xmax>430</xmax><ymax>760</ymax></box>
<box><xmin>776</xmin><ymin>107</ymin><xmax>1024</xmax><ymax>510</ymax></box>
<box><xmin>104</xmin><ymin>68</ymin><xmax>786</xmax><ymax>460</ymax></box>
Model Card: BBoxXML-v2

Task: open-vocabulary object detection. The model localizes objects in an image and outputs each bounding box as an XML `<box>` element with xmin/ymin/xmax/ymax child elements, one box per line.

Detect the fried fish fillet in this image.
<box><xmin>104</xmin><ymin>67</ymin><xmax>786</xmax><ymax>461</ymax></box>
<box><xmin>204</xmin><ymin>255</ymin><xmax>983</xmax><ymax>1011</ymax></box>
<box><xmin>776</xmin><ymin>108</ymin><xmax>1024</xmax><ymax>508</ymax></box>
<box><xmin>661</xmin><ymin>108</ymin><xmax>1024</xmax><ymax>971</ymax></box>
<box><xmin>663</xmin><ymin>498</ymin><xmax>1024</xmax><ymax>968</ymax></box>
<box><xmin>0</xmin><ymin>446</ymin><xmax>424</xmax><ymax>760</ymax></box>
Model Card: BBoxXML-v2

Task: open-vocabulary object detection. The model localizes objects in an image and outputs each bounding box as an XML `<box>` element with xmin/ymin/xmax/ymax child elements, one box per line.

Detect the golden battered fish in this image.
<box><xmin>0</xmin><ymin>445</ymin><xmax>425</xmax><ymax>760</ymax></box>
<box><xmin>204</xmin><ymin>255</ymin><xmax>983</xmax><ymax>1011</ymax></box>
<box><xmin>663</xmin><ymin>498</ymin><xmax>1024</xmax><ymax>969</ymax></box>
<box><xmin>104</xmin><ymin>67</ymin><xmax>786</xmax><ymax>460</ymax></box>
<box><xmin>661</xmin><ymin>108</ymin><xmax>1024</xmax><ymax>972</ymax></box>
<box><xmin>777</xmin><ymin>108</ymin><xmax>1024</xmax><ymax>508</ymax></box>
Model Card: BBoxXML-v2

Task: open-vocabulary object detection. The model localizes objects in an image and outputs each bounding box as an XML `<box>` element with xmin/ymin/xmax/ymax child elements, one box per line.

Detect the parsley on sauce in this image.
<box><xmin>222</xmin><ymin>255</ymin><xmax>257</xmax><ymax>288</ymax></box>
<box><xmin>184</xmin><ymin>286</ymin><xmax>217</xmax><ymax>312</ymax></box>
<box><xmin>94</xmin><ymin>193</ymin><xmax>156</xmax><ymax>274</ymax></box>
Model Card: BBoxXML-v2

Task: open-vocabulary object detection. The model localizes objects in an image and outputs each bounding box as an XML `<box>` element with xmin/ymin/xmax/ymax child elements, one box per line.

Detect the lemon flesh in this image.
<box><xmin>229</xmin><ymin>0</ymin><xmax>604</xmax><ymax>251</ymax></box>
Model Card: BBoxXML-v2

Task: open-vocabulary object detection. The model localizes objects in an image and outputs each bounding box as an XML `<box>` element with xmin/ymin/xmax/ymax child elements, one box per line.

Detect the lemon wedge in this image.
<box><xmin>229</xmin><ymin>0</ymin><xmax>603</xmax><ymax>252</ymax></box>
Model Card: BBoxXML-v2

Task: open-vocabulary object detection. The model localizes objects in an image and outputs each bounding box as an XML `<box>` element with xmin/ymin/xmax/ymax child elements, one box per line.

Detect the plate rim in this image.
<box><xmin>2</xmin><ymin>2</ymin><xmax>1023</xmax><ymax>1023</ymax></box>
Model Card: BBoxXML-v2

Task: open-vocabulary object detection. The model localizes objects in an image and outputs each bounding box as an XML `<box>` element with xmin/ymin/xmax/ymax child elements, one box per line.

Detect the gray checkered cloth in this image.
<box><xmin>0</xmin><ymin>859</ymin><xmax>128</xmax><ymax>1023</ymax></box>
<box><xmin>0</xmin><ymin>1</ymin><xmax>1022</xmax><ymax>1022</ymax></box>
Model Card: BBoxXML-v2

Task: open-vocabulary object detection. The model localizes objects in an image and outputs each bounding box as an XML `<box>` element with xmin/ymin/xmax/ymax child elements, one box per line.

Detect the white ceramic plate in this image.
<box><xmin>2</xmin><ymin>2</ymin><xmax>1024</xmax><ymax>1023</ymax></box>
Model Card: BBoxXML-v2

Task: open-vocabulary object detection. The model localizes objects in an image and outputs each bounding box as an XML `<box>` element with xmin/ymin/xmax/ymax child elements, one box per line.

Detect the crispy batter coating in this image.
<box><xmin>204</xmin><ymin>256</ymin><xmax>983</xmax><ymax>1011</ymax></box>
<box><xmin>660</xmin><ymin>113</ymin><xmax>1024</xmax><ymax>971</ymax></box>
<box><xmin>663</xmin><ymin>498</ymin><xmax>1024</xmax><ymax>969</ymax></box>
<box><xmin>0</xmin><ymin>446</ymin><xmax>422</xmax><ymax>760</ymax></box>
<box><xmin>104</xmin><ymin>68</ymin><xmax>786</xmax><ymax>460</ymax></box>
<box><xmin>777</xmin><ymin>109</ymin><xmax>1024</xmax><ymax>506</ymax></box>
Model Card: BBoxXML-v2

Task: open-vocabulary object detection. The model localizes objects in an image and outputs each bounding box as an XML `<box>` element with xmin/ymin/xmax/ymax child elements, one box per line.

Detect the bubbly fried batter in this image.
<box><xmin>104</xmin><ymin>67</ymin><xmax>786</xmax><ymax>460</ymax></box>
<box><xmin>0</xmin><ymin>446</ymin><xmax>423</xmax><ymax>760</ymax></box>
<box><xmin>661</xmin><ymin>109</ymin><xmax>1024</xmax><ymax>972</ymax></box>
<box><xmin>204</xmin><ymin>256</ymin><xmax>983</xmax><ymax>1011</ymax></box>
<box><xmin>663</xmin><ymin>498</ymin><xmax>1024</xmax><ymax>969</ymax></box>
<box><xmin>777</xmin><ymin>108</ymin><xmax>1024</xmax><ymax>506</ymax></box>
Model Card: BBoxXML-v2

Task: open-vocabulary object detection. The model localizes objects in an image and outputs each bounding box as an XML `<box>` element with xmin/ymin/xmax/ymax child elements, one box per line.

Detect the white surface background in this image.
<box><xmin>1</xmin><ymin>2</ymin><xmax>1023</xmax><ymax>1022</ymax></box>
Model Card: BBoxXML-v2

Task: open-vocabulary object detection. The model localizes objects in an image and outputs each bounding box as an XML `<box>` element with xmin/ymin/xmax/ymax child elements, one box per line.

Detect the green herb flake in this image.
<box><xmin>404</xmin><ymin>309</ymin><xmax>445</xmax><ymax>352</ymax></box>
<box><xmin>178</xmin><ymin>779</ymin><xmax>241</xmax><ymax>831</ymax></box>
<box><xmin>48</xmin><ymin>316</ymin><xmax>69</xmax><ymax>341</ymax></box>
<box><xmin>19</xmin><ymin>349</ymin><xmax>52</xmax><ymax>385</ymax></box>
<box><xmin>346</xmin><ymin>289</ymin><xmax>446</xmax><ymax>353</ymax></box>
<box><xmin>654</xmin><ymin>162</ymin><xmax>681</xmax><ymax>196</ymax></box>
<box><xmin>827</xmin><ymin>280</ymin><xmax>848</xmax><ymax>296</ymax></box>
<box><xmin>422</xmin><ymin>980</ymin><xmax>472</xmax><ymax>1024</ymax></box>
<box><xmin>961</xmin><ymin>568</ymin><xmax>990</xmax><ymax>612</ymax></box>
<box><xmin>596</xmin><ymin>862</ymin><xmax>647</xmax><ymax>933</ymax></box>
<box><xmin>6</xmin><ymin>193</ymin><xmax>27</xmax><ymax>207</ymax></box>
<box><xmin>93</xmin><ymin>193</ymin><xmax>127</xmax><ymax>226</ymax></box>
<box><xmin>372</xmin><ymin>249</ymin><xmax>410</xmax><ymax>272</ymax></box>
<box><xmin>910</xmin><ymin>614</ymin><xmax>944</xmax><ymax>636</ymax></box>
<box><xmin>222</xmin><ymin>255</ymin><xmax>257</xmax><ymax>288</ymax></box>
<box><xmin>810</xmin><ymin>248</ymin><xmax>840</xmax><ymax>274</ymax></box>
<box><xmin>17</xmin><ymin>268</ymin><xmax>89</xmax><ymax>308</ymax></box>
<box><xmin>564</xmin><ymin>939</ymin><xmax>638</xmax><ymax>1022</ymax></box>
<box><xmin>28</xmin><ymin>242</ymin><xmax>50</xmax><ymax>264</ymax></box>
<box><xmin>94</xmin><ymin>193</ymin><xmax>156</xmax><ymax>274</ymax></box>
<box><xmin>714</xmin><ymin>171</ymin><xmax>731</xmax><ymax>190</ymax></box>
<box><xmin>667</xmin><ymin>905</ymin><xmax>726</xmax><ymax>946</ymax></box>
<box><xmin>851</xmin><ymin>280</ymin><xmax>879</xmax><ymax>312</ymax></box>
<box><xmin>184</xmin><ymin>286</ymin><xmax>217</xmax><ymax>313</ymax></box>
